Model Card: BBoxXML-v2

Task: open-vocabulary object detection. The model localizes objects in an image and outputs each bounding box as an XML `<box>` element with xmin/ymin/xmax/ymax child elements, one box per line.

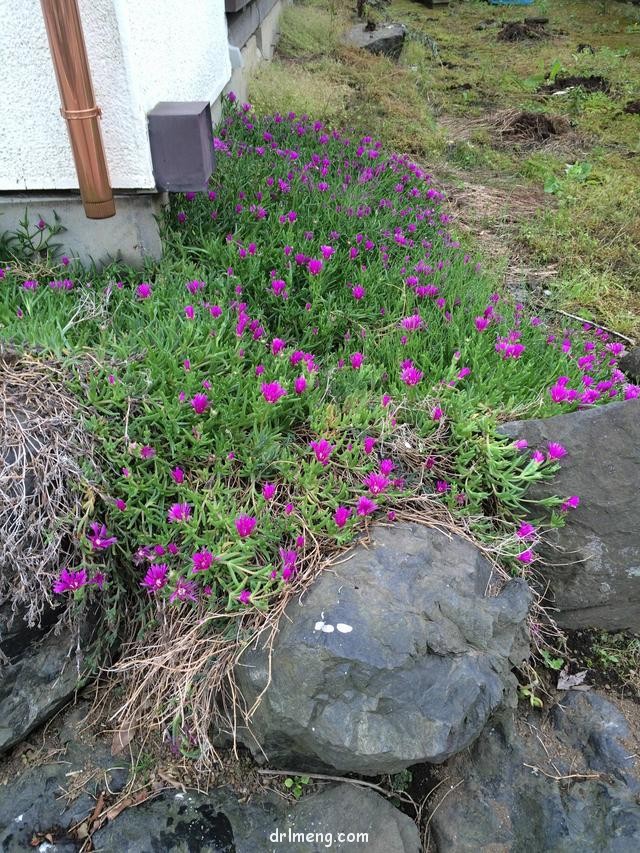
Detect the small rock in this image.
<box><xmin>345</xmin><ymin>23</ymin><xmax>406</xmax><ymax>62</ymax></box>
<box><xmin>236</xmin><ymin>524</ymin><xmax>530</xmax><ymax>775</ymax></box>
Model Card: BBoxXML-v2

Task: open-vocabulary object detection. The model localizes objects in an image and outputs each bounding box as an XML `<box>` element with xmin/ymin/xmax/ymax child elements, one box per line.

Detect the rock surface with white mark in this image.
<box><xmin>235</xmin><ymin>523</ymin><xmax>531</xmax><ymax>775</ymax></box>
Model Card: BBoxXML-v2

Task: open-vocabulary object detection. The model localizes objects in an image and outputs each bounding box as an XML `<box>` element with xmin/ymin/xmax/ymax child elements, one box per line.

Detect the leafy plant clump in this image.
<box><xmin>1</xmin><ymin>98</ymin><xmax>637</xmax><ymax>757</ymax></box>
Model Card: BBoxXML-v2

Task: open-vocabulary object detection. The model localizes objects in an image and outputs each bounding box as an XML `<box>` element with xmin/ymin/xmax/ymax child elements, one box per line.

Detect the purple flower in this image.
<box><xmin>474</xmin><ymin>316</ymin><xmax>489</xmax><ymax>332</ymax></box>
<box><xmin>262</xmin><ymin>482</ymin><xmax>276</xmax><ymax>500</ymax></box>
<box><xmin>307</xmin><ymin>258</ymin><xmax>323</xmax><ymax>276</ymax></box>
<box><xmin>261</xmin><ymin>381</ymin><xmax>287</xmax><ymax>403</ymax></box>
<box><xmin>271</xmin><ymin>337</ymin><xmax>286</xmax><ymax>355</ymax></box>
<box><xmin>238</xmin><ymin>589</ymin><xmax>251</xmax><ymax>605</ymax></box>
<box><xmin>140</xmin><ymin>445</ymin><xmax>155</xmax><ymax>459</ymax></box>
<box><xmin>53</xmin><ymin>568</ymin><xmax>88</xmax><ymax>594</ymax></box>
<box><xmin>87</xmin><ymin>522</ymin><xmax>117</xmax><ymax>550</ymax></box>
<box><xmin>191</xmin><ymin>393</ymin><xmax>209</xmax><ymax>414</ymax></box>
<box><xmin>561</xmin><ymin>495</ymin><xmax>580</xmax><ymax>512</ymax></box>
<box><xmin>170</xmin><ymin>578</ymin><xmax>198</xmax><ymax>604</ymax></box>
<box><xmin>310</xmin><ymin>438</ymin><xmax>334</xmax><ymax>466</ymax></box>
<box><xmin>531</xmin><ymin>450</ymin><xmax>545</xmax><ymax>464</ymax></box>
<box><xmin>352</xmin><ymin>285</ymin><xmax>366</xmax><ymax>300</ymax></box>
<box><xmin>432</xmin><ymin>407</ymin><xmax>444</xmax><ymax>422</ymax></box>
<box><xmin>115</xmin><ymin>498</ymin><xmax>127</xmax><ymax>511</ymax></box>
<box><xmin>171</xmin><ymin>466</ymin><xmax>185</xmax><ymax>484</ymax></box>
<box><xmin>356</xmin><ymin>496</ymin><xmax>377</xmax><ymax>516</ymax></box>
<box><xmin>184</xmin><ymin>305</ymin><xmax>195</xmax><ymax>320</ymax></box>
<box><xmin>23</xmin><ymin>279</ymin><xmax>39</xmax><ymax>290</ymax></box>
<box><xmin>192</xmin><ymin>549</ymin><xmax>215</xmax><ymax>573</ymax></box>
<box><xmin>140</xmin><ymin>563</ymin><xmax>168</xmax><ymax>593</ymax></box>
<box><xmin>294</xmin><ymin>375</ymin><xmax>307</xmax><ymax>394</ymax></box>
<box><xmin>516</xmin><ymin>523</ymin><xmax>536</xmax><ymax>539</ymax></box>
<box><xmin>400</xmin><ymin>314</ymin><xmax>422</xmax><ymax>332</ymax></box>
<box><xmin>167</xmin><ymin>502</ymin><xmax>192</xmax><ymax>523</ymax></box>
<box><xmin>235</xmin><ymin>514</ymin><xmax>257</xmax><ymax>538</ymax></box>
<box><xmin>380</xmin><ymin>459</ymin><xmax>396</xmax><ymax>475</ymax></box>
<box><xmin>517</xmin><ymin>549</ymin><xmax>534</xmax><ymax>564</ymax></box>
<box><xmin>280</xmin><ymin>548</ymin><xmax>298</xmax><ymax>582</ymax></box>
<box><xmin>436</xmin><ymin>480</ymin><xmax>450</xmax><ymax>493</ymax></box>
<box><xmin>363</xmin><ymin>436</ymin><xmax>376</xmax><ymax>455</ymax></box>
<box><xmin>334</xmin><ymin>506</ymin><xmax>352</xmax><ymax>528</ymax></box>
<box><xmin>363</xmin><ymin>472</ymin><xmax>390</xmax><ymax>494</ymax></box>
<box><xmin>136</xmin><ymin>283</ymin><xmax>152</xmax><ymax>299</ymax></box>
<box><xmin>547</xmin><ymin>442</ymin><xmax>567</xmax><ymax>461</ymax></box>
<box><xmin>513</xmin><ymin>439</ymin><xmax>528</xmax><ymax>451</ymax></box>
<box><xmin>400</xmin><ymin>361</ymin><xmax>423</xmax><ymax>386</ymax></box>
<box><xmin>350</xmin><ymin>352</ymin><xmax>364</xmax><ymax>369</ymax></box>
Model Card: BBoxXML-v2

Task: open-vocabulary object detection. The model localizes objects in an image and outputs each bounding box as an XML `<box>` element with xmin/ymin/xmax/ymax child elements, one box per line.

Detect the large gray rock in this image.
<box><xmin>345</xmin><ymin>23</ymin><xmax>406</xmax><ymax>61</ymax></box>
<box><xmin>93</xmin><ymin>784</ymin><xmax>420</xmax><ymax>853</ymax></box>
<box><xmin>500</xmin><ymin>399</ymin><xmax>640</xmax><ymax>631</ymax></box>
<box><xmin>619</xmin><ymin>347</ymin><xmax>640</xmax><ymax>382</ymax></box>
<box><xmin>0</xmin><ymin>602</ymin><xmax>94</xmax><ymax>755</ymax></box>
<box><xmin>429</xmin><ymin>692</ymin><xmax>640</xmax><ymax>852</ymax></box>
<box><xmin>236</xmin><ymin>523</ymin><xmax>530</xmax><ymax>775</ymax></box>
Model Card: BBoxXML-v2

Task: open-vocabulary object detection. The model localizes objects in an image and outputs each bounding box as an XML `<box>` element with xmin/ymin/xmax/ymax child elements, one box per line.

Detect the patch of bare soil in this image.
<box><xmin>498</xmin><ymin>19</ymin><xmax>548</xmax><ymax>42</ymax></box>
<box><xmin>539</xmin><ymin>74</ymin><xmax>610</xmax><ymax>94</ymax></box>
<box><xmin>494</xmin><ymin>109</ymin><xmax>570</xmax><ymax>142</ymax></box>
<box><xmin>624</xmin><ymin>99</ymin><xmax>640</xmax><ymax>115</ymax></box>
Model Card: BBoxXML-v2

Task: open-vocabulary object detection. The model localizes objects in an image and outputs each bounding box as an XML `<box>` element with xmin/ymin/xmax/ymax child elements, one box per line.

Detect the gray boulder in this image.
<box><xmin>0</xmin><ymin>602</ymin><xmax>94</xmax><ymax>755</ymax></box>
<box><xmin>500</xmin><ymin>399</ymin><xmax>640</xmax><ymax>631</ymax></box>
<box><xmin>345</xmin><ymin>23</ymin><xmax>406</xmax><ymax>61</ymax></box>
<box><xmin>236</xmin><ymin>523</ymin><xmax>530</xmax><ymax>775</ymax></box>
<box><xmin>429</xmin><ymin>691</ymin><xmax>640</xmax><ymax>853</ymax></box>
<box><xmin>93</xmin><ymin>784</ymin><xmax>421</xmax><ymax>853</ymax></box>
<box><xmin>619</xmin><ymin>347</ymin><xmax>640</xmax><ymax>382</ymax></box>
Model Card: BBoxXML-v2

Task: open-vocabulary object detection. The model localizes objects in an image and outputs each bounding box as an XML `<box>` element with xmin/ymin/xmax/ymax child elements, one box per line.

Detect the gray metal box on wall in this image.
<box><xmin>147</xmin><ymin>101</ymin><xmax>215</xmax><ymax>192</ymax></box>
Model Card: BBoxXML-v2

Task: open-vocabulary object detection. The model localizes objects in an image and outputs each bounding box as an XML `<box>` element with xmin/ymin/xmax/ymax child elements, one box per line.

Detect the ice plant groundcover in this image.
<box><xmin>1</xmin><ymin>97</ymin><xmax>636</xmax><ymax>757</ymax></box>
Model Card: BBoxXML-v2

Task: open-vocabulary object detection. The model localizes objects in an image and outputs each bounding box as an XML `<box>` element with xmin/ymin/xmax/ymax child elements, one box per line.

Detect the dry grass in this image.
<box><xmin>0</xmin><ymin>347</ymin><xmax>96</xmax><ymax>634</ymax></box>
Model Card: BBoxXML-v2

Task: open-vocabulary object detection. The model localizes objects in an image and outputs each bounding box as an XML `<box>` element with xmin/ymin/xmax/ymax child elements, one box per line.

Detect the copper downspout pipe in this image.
<box><xmin>40</xmin><ymin>0</ymin><xmax>115</xmax><ymax>219</ymax></box>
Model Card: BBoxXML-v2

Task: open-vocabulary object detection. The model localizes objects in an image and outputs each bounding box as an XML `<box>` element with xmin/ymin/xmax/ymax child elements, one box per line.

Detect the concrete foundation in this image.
<box><xmin>0</xmin><ymin>192</ymin><xmax>165</xmax><ymax>268</ymax></box>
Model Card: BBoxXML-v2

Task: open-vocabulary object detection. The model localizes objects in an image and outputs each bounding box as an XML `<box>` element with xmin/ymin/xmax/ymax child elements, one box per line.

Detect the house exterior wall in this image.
<box><xmin>0</xmin><ymin>0</ymin><xmax>232</xmax><ymax>192</ymax></box>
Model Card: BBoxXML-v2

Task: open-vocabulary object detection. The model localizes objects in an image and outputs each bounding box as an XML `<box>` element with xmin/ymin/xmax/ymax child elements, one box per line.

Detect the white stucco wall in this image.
<box><xmin>0</xmin><ymin>0</ymin><xmax>231</xmax><ymax>191</ymax></box>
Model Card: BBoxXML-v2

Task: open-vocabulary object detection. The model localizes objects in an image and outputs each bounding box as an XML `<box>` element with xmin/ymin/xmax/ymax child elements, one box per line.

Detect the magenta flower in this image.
<box><xmin>350</xmin><ymin>352</ymin><xmax>364</xmax><ymax>369</ymax></box>
<box><xmin>140</xmin><ymin>563</ymin><xmax>168</xmax><ymax>593</ymax></box>
<box><xmin>380</xmin><ymin>459</ymin><xmax>396</xmax><ymax>475</ymax></box>
<box><xmin>432</xmin><ymin>407</ymin><xmax>444</xmax><ymax>421</ymax></box>
<box><xmin>186</xmin><ymin>279</ymin><xmax>205</xmax><ymax>294</ymax></box>
<box><xmin>517</xmin><ymin>549</ymin><xmax>534</xmax><ymax>564</ymax></box>
<box><xmin>310</xmin><ymin>438</ymin><xmax>334</xmax><ymax>466</ymax></box>
<box><xmin>356</xmin><ymin>496</ymin><xmax>377</xmax><ymax>516</ymax></box>
<box><xmin>192</xmin><ymin>549</ymin><xmax>215</xmax><ymax>573</ymax></box>
<box><xmin>307</xmin><ymin>258</ymin><xmax>323</xmax><ymax>275</ymax></box>
<box><xmin>474</xmin><ymin>316</ymin><xmax>489</xmax><ymax>332</ymax></box>
<box><xmin>87</xmin><ymin>522</ymin><xmax>117</xmax><ymax>550</ymax></box>
<box><xmin>184</xmin><ymin>305</ymin><xmax>195</xmax><ymax>320</ymax></box>
<box><xmin>136</xmin><ymin>283</ymin><xmax>152</xmax><ymax>299</ymax></box>
<box><xmin>513</xmin><ymin>439</ymin><xmax>528</xmax><ymax>451</ymax></box>
<box><xmin>561</xmin><ymin>495</ymin><xmax>580</xmax><ymax>512</ymax></box>
<box><xmin>235</xmin><ymin>514</ymin><xmax>257</xmax><ymax>538</ymax></box>
<box><xmin>334</xmin><ymin>506</ymin><xmax>352</xmax><ymax>528</ymax></box>
<box><xmin>238</xmin><ymin>589</ymin><xmax>252</xmax><ymax>605</ymax></box>
<box><xmin>140</xmin><ymin>445</ymin><xmax>155</xmax><ymax>459</ymax></box>
<box><xmin>352</xmin><ymin>285</ymin><xmax>366</xmax><ymax>300</ymax></box>
<box><xmin>284</xmin><ymin>502</ymin><xmax>294</xmax><ymax>515</ymax></box>
<box><xmin>531</xmin><ymin>450</ymin><xmax>545</xmax><ymax>464</ymax></box>
<box><xmin>294</xmin><ymin>375</ymin><xmax>307</xmax><ymax>394</ymax></box>
<box><xmin>271</xmin><ymin>337</ymin><xmax>286</xmax><ymax>355</ymax></box>
<box><xmin>261</xmin><ymin>381</ymin><xmax>287</xmax><ymax>403</ymax></box>
<box><xmin>167</xmin><ymin>502</ymin><xmax>192</xmax><ymax>523</ymax></box>
<box><xmin>280</xmin><ymin>548</ymin><xmax>298</xmax><ymax>582</ymax></box>
<box><xmin>53</xmin><ymin>568</ymin><xmax>88</xmax><ymax>594</ymax></box>
<box><xmin>382</xmin><ymin>394</ymin><xmax>392</xmax><ymax>408</ymax></box>
<box><xmin>400</xmin><ymin>362</ymin><xmax>423</xmax><ymax>386</ymax></box>
<box><xmin>547</xmin><ymin>442</ymin><xmax>567</xmax><ymax>461</ymax></box>
<box><xmin>400</xmin><ymin>314</ymin><xmax>422</xmax><ymax>332</ymax></box>
<box><xmin>436</xmin><ymin>481</ymin><xmax>450</xmax><ymax>493</ymax></box>
<box><xmin>516</xmin><ymin>523</ymin><xmax>536</xmax><ymax>539</ymax></box>
<box><xmin>262</xmin><ymin>482</ymin><xmax>276</xmax><ymax>500</ymax></box>
<box><xmin>115</xmin><ymin>498</ymin><xmax>127</xmax><ymax>511</ymax></box>
<box><xmin>363</xmin><ymin>436</ymin><xmax>376</xmax><ymax>455</ymax></box>
<box><xmin>191</xmin><ymin>393</ymin><xmax>209</xmax><ymax>414</ymax></box>
<box><xmin>169</xmin><ymin>578</ymin><xmax>198</xmax><ymax>604</ymax></box>
<box><xmin>364</xmin><ymin>472</ymin><xmax>390</xmax><ymax>495</ymax></box>
<box><xmin>171</xmin><ymin>467</ymin><xmax>185</xmax><ymax>484</ymax></box>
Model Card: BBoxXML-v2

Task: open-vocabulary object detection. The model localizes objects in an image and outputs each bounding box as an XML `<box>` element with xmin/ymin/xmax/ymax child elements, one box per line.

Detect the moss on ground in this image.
<box><xmin>250</xmin><ymin>0</ymin><xmax>640</xmax><ymax>335</ymax></box>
